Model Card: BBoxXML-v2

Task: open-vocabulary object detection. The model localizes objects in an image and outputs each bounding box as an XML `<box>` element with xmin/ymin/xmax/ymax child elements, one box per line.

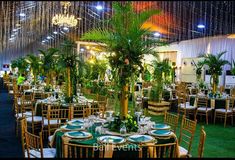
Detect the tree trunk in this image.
<box><xmin>212</xmin><ymin>74</ymin><xmax>218</xmax><ymax>94</ymax></box>
<box><xmin>120</xmin><ymin>84</ymin><xmax>128</xmax><ymax>120</ymax></box>
<box><xmin>67</xmin><ymin>67</ymin><xmax>72</xmax><ymax>97</ymax></box>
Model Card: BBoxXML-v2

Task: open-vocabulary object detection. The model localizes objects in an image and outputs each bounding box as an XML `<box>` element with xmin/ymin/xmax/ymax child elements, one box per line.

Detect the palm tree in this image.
<box><xmin>81</xmin><ymin>2</ymin><xmax>165</xmax><ymax>119</ymax></box>
<box><xmin>11</xmin><ymin>57</ymin><xmax>29</xmax><ymax>76</ymax></box>
<box><xmin>57</xmin><ymin>39</ymin><xmax>80</xmax><ymax>102</ymax></box>
<box><xmin>38</xmin><ymin>48</ymin><xmax>59</xmax><ymax>85</ymax></box>
<box><xmin>202</xmin><ymin>51</ymin><xmax>230</xmax><ymax>94</ymax></box>
<box><xmin>231</xmin><ymin>60</ymin><xmax>235</xmax><ymax>75</ymax></box>
<box><xmin>151</xmin><ymin>58</ymin><xmax>172</xmax><ymax>102</ymax></box>
<box><xmin>192</xmin><ymin>60</ymin><xmax>204</xmax><ymax>81</ymax></box>
<box><xmin>25</xmin><ymin>53</ymin><xmax>42</xmax><ymax>84</ymax></box>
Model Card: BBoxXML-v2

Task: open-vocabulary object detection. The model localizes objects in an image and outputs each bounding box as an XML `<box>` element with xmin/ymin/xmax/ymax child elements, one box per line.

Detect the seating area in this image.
<box><xmin>1</xmin><ymin>1</ymin><xmax>235</xmax><ymax>158</ymax></box>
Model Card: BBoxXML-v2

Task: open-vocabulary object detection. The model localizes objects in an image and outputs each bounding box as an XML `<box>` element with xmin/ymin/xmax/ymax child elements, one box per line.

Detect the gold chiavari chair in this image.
<box><xmin>62</xmin><ymin>136</ymin><xmax>105</xmax><ymax>158</ymax></box>
<box><xmin>177</xmin><ymin>93</ymin><xmax>196</xmax><ymax>120</ymax></box>
<box><xmin>71</xmin><ymin>102</ymin><xmax>88</xmax><ymax>120</ymax></box>
<box><xmin>97</xmin><ymin>95</ymin><xmax>107</xmax><ymax>117</ymax></box>
<box><xmin>164</xmin><ymin>112</ymin><xmax>179</xmax><ymax>133</ymax></box>
<box><xmin>15</xmin><ymin>93</ymin><xmax>34</xmax><ymax>137</ymax></box>
<box><xmin>195</xmin><ymin>96</ymin><xmax>212</xmax><ymax>125</ymax></box>
<box><xmin>139</xmin><ymin>135</ymin><xmax>178</xmax><ymax>158</ymax></box>
<box><xmin>198</xmin><ymin>126</ymin><xmax>206</xmax><ymax>158</ymax></box>
<box><xmin>178</xmin><ymin>116</ymin><xmax>197</xmax><ymax>158</ymax></box>
<box><xmin>21</xmin><ymin>118</ymin><xmax>56</xmax><ymax>158</ymax></box>
<box><xmin>214</xmin><ymin>97</ymin><xmax>234</xmax><ymax>127</ymax></box>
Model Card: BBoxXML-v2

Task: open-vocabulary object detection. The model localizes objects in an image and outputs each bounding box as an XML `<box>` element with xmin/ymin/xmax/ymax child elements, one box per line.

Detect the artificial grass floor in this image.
<box><xmin>150</xmin><ymin>114</ymin><xmax>235</xmax><ymax>158</ymax></box>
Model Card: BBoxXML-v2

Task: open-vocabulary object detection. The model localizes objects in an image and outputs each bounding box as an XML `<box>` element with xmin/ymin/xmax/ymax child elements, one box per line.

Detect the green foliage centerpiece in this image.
<box><xmin>81</xmin><ymin>2</ymin><xmax>165</xmax><ymax>119</ymax></box>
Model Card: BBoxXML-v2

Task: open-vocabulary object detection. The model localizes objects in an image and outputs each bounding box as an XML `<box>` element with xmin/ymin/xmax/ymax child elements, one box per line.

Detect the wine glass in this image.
<box><xmin>120</xmin><ymin>121</ymin><xmax>127</xmax><ymax>134</ymax></box>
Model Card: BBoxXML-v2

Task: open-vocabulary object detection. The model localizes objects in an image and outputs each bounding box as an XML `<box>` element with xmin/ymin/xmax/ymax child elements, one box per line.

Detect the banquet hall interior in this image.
<box><xmin>0</xmin><ymin>1</ymin><xmax>235</xmax><ymax>158</ymax></box>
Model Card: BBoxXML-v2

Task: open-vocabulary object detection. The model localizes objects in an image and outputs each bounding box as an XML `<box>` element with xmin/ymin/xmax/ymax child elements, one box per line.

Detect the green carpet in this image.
<box><xmin>150</xmin><ymin>114</ymin><xmax>235</xmax><ymax>158</ymax></box>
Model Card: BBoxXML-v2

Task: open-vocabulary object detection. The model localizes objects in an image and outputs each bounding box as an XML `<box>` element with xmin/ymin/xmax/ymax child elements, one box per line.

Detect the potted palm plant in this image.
<box><xmin>81</xmin><ymin>2</ymin><xmax>165</xmax><ymax>119</ymax></box>
<box><xmin>202</xmin><ymin>51</ymin><xmax>230</xmax><ymax>94</ymax></box>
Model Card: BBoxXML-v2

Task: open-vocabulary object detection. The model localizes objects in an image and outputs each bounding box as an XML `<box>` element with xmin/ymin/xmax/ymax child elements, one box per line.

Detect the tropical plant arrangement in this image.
<box><xmin>192</xmin><ymin>59</ymin><xmax>204</xmax><ymax>81</ymax></box>
<box><xmin>151</xmin><ymin>58</ymin><xmax>172</xmax><ymax>102</ymax></box>
<box><xmin>231</xmin><ymin>60</ymin><xmax>235</xmax><ymax>75</ymax></box>
<box><xmin>201</xmin><ymin>51</ymin><xmax>230</xmax><ymax>94</ymax></box>
<box><xmin>25</xmin><ymin>53</ymin><xmax>42</xmax><ymax>84</ymax></box>
<box><xmin>38</xmin><ymin>47</ymin><xmax>59</xmax><ymax>86</ymax></box>
<box><xmin>107</xmin><ymin>113</ymin><xmax>138</xmax><ymax>133</ymax></box>
<box><xmin>58</xmin><ymin>39</ymin><xmax>80</xmax><ymax>103</ymax></box>
<box><xmin>81</xmin><ymin>2</ymin><xmax>165</xmax><ymax>119</ymax></box>
<box><xmin>11</xmin><ymin>57</ymin><xmax>29</xmax><ymax>75</ymax></box>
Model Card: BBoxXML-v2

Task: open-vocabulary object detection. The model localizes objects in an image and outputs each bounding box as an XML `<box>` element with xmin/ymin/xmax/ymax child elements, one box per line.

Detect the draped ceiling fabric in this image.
<box><xmin>0</xmin><ymin>1</ymin><xmax>235</xmax><ymax>68</ymax></box>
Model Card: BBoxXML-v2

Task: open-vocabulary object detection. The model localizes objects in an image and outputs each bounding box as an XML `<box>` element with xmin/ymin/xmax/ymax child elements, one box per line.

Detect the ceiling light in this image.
<box><xmin>227</xmin><ymin>34</ymin><xmax>235</xmax><ymax>39</ymax></box>
<box><xmin>13</xmin><ymin>29</ymin><xmax>18</xmax><ymax>32</ymax></box>
<box><xmin>47</xmin><ymin>36</ymin><xmax>51</xmax><ymax>39</ymax></box>
<box><xmin>80</xmin><ymin>48</ymin><xmax>85</xmax><ymax>52</ymax></box>
<box><xmin>53</xmin><ymin>31</ymin><xmax>58</xmax><ymax>34</ymax></box>
<box><xmin>197</xmin><ymin>24</ymin><xmax>205</xmax><ymax>29</ymax></box>
<box><xmin>63</xmin><ymin>26</ymin><xmax>69</xmax><ymax>31</ymax></box>
<box><xmin>154</xmin><ymin>32</ymin><xmax>161</xmax><ymax>37</ymax></box>
<box><xmin>42</xmin><ymin>40</ymin><xmax>46</xmax><ymax>43</ymax></box>
<box><xmin>52</xmin><ymin>2</ymin><xmax>81</xmax><ymax>28</ymax></box>
<box><xmin>96</xmin><ymin>5</ymin><xmax>103</xmax><ymax>10</ymax></box>
<box><xmin>19</xmin><ymin>13</ymin><xmax>26</xmax><ymax>17</ymax></box>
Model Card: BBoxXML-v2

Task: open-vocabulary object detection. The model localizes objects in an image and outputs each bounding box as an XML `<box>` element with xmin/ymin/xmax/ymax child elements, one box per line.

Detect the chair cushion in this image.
<box><xmin>9</xmin><ymin>90</ymin><xmax>13</xmax><ymax>94</ymax></box>
<box><xmin>197</xmin><ymin>107</ymin><xmax>212</xmax><ymax>112</ymax></box>
<box><xmin>180</xmin><ymin>104</ymin><xmax>196</xmax><ymax>110</ymax></box>
<box><xmin>15</xmin><ymin>111</ymin><xmax>32</xmax><ymax>118</ymax></box>
<box><xmin>43</xmin><ymin>119</ymin><xmax>61</xmax><ymax>126</ymax></box>
<box><xmin>25</xmin><ymin>148</ymin><xmax>56</xmax><ymax>158</ymax></box>
<box><xmin>179</xmin><ymin>146</ymin><xmax>188</xmax><ymax>157</ymax></box>
<box><xmin>215</xmin><ymin>109</ymin><xmax>232</xmax><ymax>113</ymax></box>
<box><xmin>26</xmin><ymin>116</ymin><xmax>43</xmax><ymax>122</ymax></box>
<box><xmin>48</xmin><ymin>135</ymin><xmax>53</xmax><ymax>144</ymax></box>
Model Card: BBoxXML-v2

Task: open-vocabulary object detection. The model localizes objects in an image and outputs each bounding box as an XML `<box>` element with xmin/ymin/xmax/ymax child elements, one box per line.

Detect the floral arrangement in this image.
<box><xmin>44</xmin><ymin>85</ymin><xmax>54</xmax><ymax>92</ymax></box>
<box><xmin>107</xmin><ymin>114</ymin><xmax>138</xmax><ymax>133</ymax></box>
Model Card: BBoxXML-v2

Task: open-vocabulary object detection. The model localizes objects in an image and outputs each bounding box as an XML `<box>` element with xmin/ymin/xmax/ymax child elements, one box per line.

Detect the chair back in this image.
<box><xmin>46</xmin><ymin>105</ymin><xmax>71</xmax><ymax>136</ymax></box>
<box><xmin>171</xmin><ymin>90</ymin><xmax>177</xmax><ymax>99</ymax></box>
<box><xmin>139</xmin><ymin>136</ymin><xmax>178</xmax><ymax>158</ymax></box>
<box><xmin>198</xmin><ymin>126</ymin><xmax>206</xmax><ymax>158</ymax></box>
<box><xmin>21</xmin><ymin>118</ymin><xmax>44</xmax><ymax>158</ymax></box>
<box><xmin>62</xmin><ymin>137</ymin><xmax>105</xmax><ymax>158</ymax></box>
<box><xmin>196</xmin><ymin>96</ymin><xmax>208</xmax><ymax>110</ymax></box>
<box><xmin>178</xmin><ymin>116</ymin><xmax>197</xmax><ymax>155</ymax></box>
<box><xmin>164</xmin><ymin>112</ymin><xmax>179</xmax><ymax>133</ymax></box>
<box><xmin>71</xmin><ymin>102</ymin><xmax>88</xmax><ymax>119</ymax></box>
<box><xmin>228</xmin><ymin>97</ymin><xmax>235</xmax><ymax>111</ymax></box>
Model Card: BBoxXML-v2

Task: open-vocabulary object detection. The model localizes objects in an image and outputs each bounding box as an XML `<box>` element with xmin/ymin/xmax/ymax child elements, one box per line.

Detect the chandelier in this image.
<box><xmin>52</xmin><ymin>2</ymin><xmax>81</xmax><ymax>28</ymax></box>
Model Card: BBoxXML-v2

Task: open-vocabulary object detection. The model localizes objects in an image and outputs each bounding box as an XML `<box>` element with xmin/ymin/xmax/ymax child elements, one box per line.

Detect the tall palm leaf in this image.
<box><xmin>81</xmin><ymin>2</ymin><xmax>165</xmax><ymax>119</ymax></box>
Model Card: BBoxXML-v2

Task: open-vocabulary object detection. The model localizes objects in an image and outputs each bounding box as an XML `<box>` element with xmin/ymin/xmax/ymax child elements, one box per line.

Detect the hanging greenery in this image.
<box><xmin>81</xmin><ymin>2</ymin><xmax>165</xmax><ymax>119</ymax></box>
